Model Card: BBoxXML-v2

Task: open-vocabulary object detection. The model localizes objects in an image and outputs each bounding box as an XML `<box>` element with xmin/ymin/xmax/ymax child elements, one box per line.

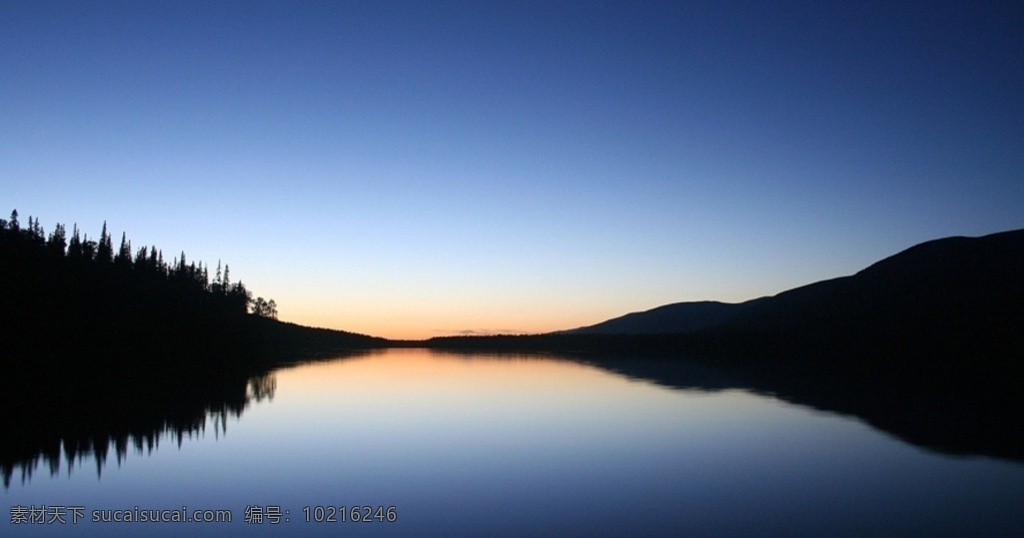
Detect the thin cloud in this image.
<box><xmin>432</xmin><ymin>329</ymin><xmax>525</xmax><ymax>337</ymax></box>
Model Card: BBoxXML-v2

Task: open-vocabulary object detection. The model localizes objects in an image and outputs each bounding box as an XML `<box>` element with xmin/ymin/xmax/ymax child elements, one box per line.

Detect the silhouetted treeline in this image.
<box><xmin>0</xmin><ymin>210</ymin><xmax>271</xmax><ymax>366</ymax></box>
<box><xmin>248</xmin><ymin>316</ymin><xmax>389</xmax><ymax>360</ymax></box>
<box><xmin>0</xmin><ymin>209</ymin><xmax>386</xmax><ymax>374</ymax></box>
<box><xmin>0</xmin><ymin>210</ymin><xmax>386</xmax><ymax>486</ymax></box>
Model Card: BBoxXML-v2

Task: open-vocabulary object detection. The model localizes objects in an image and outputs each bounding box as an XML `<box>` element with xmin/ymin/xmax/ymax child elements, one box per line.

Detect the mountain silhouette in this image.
<box><xmin>432</xmin><ymin>229</ymin><xmax>1024</xmax><ymax>460</ymax></box>
<box><xmin>565</xmin><ymin>229</ymin><xmax>1024</xmax><ymax>348</ymax></box>
<box><xmin>727</xmin><ymin>229</ymin><xmax>1024</xmax><ymax>333</ymax></box>
<box><xmin>563</xmin><ymin>299</ymin><xmax>764</xmax><ymax>334</ymax></box>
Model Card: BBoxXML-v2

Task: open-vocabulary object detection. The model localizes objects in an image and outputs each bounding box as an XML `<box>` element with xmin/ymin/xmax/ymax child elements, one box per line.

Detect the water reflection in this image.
<box><xmin>6</xmin><ymin>346</ymin><xmax>1020</xmax><ymax>490</ymax></box>
<box><xmin>4</xmin><ymin>349</ymin><xmax>1023</xmax><ymax>537</ymax></box>
<box><xmin>1</xmin><ymin>349</ymin><xmax>373</xmax><ymax>488</ymax></box>
<box><xmin>574</xmin><ymin>353</ymin><xmax>1024</xmax><ymax>462</ymax></box>
<box><xmin>1</xmin><ymin>371</ymin><xmax>276</xmax><ymax>488</ymax></box>
<box><xmin>225</xmin><ymin>350</ymin><xmax>1024</xmax><ymax>537</ymax></box>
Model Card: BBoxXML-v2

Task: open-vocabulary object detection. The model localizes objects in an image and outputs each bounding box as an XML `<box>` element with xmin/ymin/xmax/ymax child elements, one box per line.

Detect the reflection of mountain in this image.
<box><xmin>574</xmin><ymin>356</ymin><xmax>740</xmax><ymax>392</ymax></box>
<box><xmin>430</xmin><ymin>230</ymin><xmax>1024</xmax><ymax>462</ymax></box>
<box><xmin>569</xmin><ymin>229</ymin><xmax>1024</xmax><ymax>461</ymax></box>
<box><xmin>576</xmin><ymin>353</ymin><xmax>1023</xmax><ymax>462</ymax></box>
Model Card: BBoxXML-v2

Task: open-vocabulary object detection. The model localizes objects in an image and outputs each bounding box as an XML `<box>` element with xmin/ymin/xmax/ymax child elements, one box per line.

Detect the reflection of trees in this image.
<box><xmin>247</xmin><ymin>372</ymin><xmax>277</xmax><ymax>402</ymax></box>
<box><xmin>2</xmin><ymin>369</ymin><xmax>277</xmax><ymax>489</ymax></box>
<box><xmin>0</xmin><ymin>210</ymin><xmax>384</xmax><ymax>487</ymax></box>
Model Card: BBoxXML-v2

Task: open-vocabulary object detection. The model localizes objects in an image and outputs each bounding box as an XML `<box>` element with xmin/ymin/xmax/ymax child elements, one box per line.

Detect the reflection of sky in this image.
<box><xmin>3</xmin><ymin>2</ymin><xmax>1023</xmax><ymax>339</ymax></box>
<box><xmin>6</xmin><ymin>350</ymin><xmax>1023</xmax><ymax>536</ymax></box>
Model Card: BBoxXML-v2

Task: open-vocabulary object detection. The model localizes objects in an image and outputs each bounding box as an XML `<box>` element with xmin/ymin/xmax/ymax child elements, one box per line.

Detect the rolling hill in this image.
<box><xmin>563</xmin><ymin>299</ymin><xmax>762</xmax><ymax>335</ymax></box>
<box><xmin>564</xmin><ymin>229</ymin><xmax>1024</xmax><ymax>344</ymax></box>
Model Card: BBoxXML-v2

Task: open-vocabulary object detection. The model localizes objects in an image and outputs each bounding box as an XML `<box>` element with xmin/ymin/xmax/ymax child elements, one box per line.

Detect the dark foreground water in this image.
<box><xmin>4</xmin><ymin>348</ymin><xmax>1023</xmax><ymax>536</ymax></box>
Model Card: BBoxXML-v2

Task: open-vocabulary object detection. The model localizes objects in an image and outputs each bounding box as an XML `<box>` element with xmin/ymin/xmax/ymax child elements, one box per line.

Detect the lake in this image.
<box><xmin>4</xmin><ymin>348</ymin><xmax>1023</xmax><ymax>536</ymax></box>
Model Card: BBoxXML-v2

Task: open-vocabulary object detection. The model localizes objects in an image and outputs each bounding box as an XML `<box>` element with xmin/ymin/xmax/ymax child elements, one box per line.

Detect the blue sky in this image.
<box><xmin>3</xmin><ymin>1</ymin><xmax>1022</xmax><ymax>339</ymax></box>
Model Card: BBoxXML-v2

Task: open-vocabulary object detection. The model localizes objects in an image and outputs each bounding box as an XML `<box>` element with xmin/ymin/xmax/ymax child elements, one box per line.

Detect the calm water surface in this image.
<box><xmin>5</xmin><ymin>348</ymin><xmax>1023</xmax><ymax>536</ymax></box>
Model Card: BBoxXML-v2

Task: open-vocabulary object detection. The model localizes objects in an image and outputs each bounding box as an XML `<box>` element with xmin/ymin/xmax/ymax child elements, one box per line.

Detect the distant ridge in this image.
<box><xmin>432</xmin><ymin>229</ymin><xmax>1024</xmax><ymax>462</ymax></box>
<box><xmin>562</xmin><ymin>229</ymin><xmax>1024</xmax><ymax>340</ymax></box>
<box><xmin>563</xmin><ymin>300</ymin><xmax>762</xmax><ymax>335</ymax></box>
<box><xmin>725</xmin><ymin>229</ymin><xmax>1024</xmax><ymax>337</ymax></box>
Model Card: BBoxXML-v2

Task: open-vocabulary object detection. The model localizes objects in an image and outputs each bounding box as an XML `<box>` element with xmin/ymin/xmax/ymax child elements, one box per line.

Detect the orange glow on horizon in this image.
<box><xmin>280</xmin><ymin>310</ymin><xmax>597</xmax><ymax>341</ymax></box>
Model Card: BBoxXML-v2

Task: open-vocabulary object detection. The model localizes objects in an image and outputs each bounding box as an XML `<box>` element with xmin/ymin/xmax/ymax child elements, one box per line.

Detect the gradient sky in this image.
<box><xmin>3</xmin><ymin>1</ymin><xmax>1022</xmax><ymax>339</ymax></box>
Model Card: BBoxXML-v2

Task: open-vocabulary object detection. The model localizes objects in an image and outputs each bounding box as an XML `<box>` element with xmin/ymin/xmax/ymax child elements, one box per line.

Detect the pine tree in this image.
<box><xmin>96</xmin><ymin>222</ymin><xmax>113</xmax><ymax>264</ymax></box>
<box><xmin>27</xmin><ymin>216</ymin><xmax>37</xmax><ymax>240</ymax></box>
<box><xmin>115</xmin><ymin>232</ymin><xmax>132</xmax><ymax>269</ymax></box>
<box><xmin>47</xmin><ymin>223</ymin><xmax>67</xmax><ymax>257</ymax></box>
<box><xmin>67</xmin><ymin>224</ymin><xmax>83</xmax><ymax>259</ymax></box>
<box><xmin>81</xmin><ymin>236</ymin><xmax>97</xmax><ymax>260</ymax></box>
<box><xmin>134</xmin><ymin>245</ymin><xmax>148</xmax><ymax>267</ymax></box>
<box><xmin>213</xmin><ymin>260</ymin><xmax>223</xmax><ymax>294</ymax></box>
<box><xmin>29</xmin><ymin>216</ymin><xmax>44</xmax><ymax>241</ymax></box>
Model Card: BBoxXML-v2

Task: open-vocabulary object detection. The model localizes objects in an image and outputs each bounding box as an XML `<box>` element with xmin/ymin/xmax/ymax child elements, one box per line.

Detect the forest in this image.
<box><xmin>0</xmin><ymin>209</ymin><xmax>281</xmax><ymax>364</ymax></box>
<box><xmin>0</xmin><ymin>210</ymin><xmax>385</xmax><ymax>485</ymax></box>
<box><xmin>1</xmin><ymin>209</ymin><xmax>384</xmax><ymax>364</ymax></box>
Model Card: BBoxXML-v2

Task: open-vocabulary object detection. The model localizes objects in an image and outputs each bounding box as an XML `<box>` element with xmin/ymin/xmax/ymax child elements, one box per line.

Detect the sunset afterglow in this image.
<box><xmin>3</xmin><ymin>2</ymin><xmax>1021</xmax><ymax>339</ymax></box>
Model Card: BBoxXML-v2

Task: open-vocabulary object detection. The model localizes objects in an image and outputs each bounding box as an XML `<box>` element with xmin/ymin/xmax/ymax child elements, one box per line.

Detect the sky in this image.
<box><xmin>2</xmin><ymin>1</ymin><xmax>1022</xmax><ymax>340</ymax></box>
